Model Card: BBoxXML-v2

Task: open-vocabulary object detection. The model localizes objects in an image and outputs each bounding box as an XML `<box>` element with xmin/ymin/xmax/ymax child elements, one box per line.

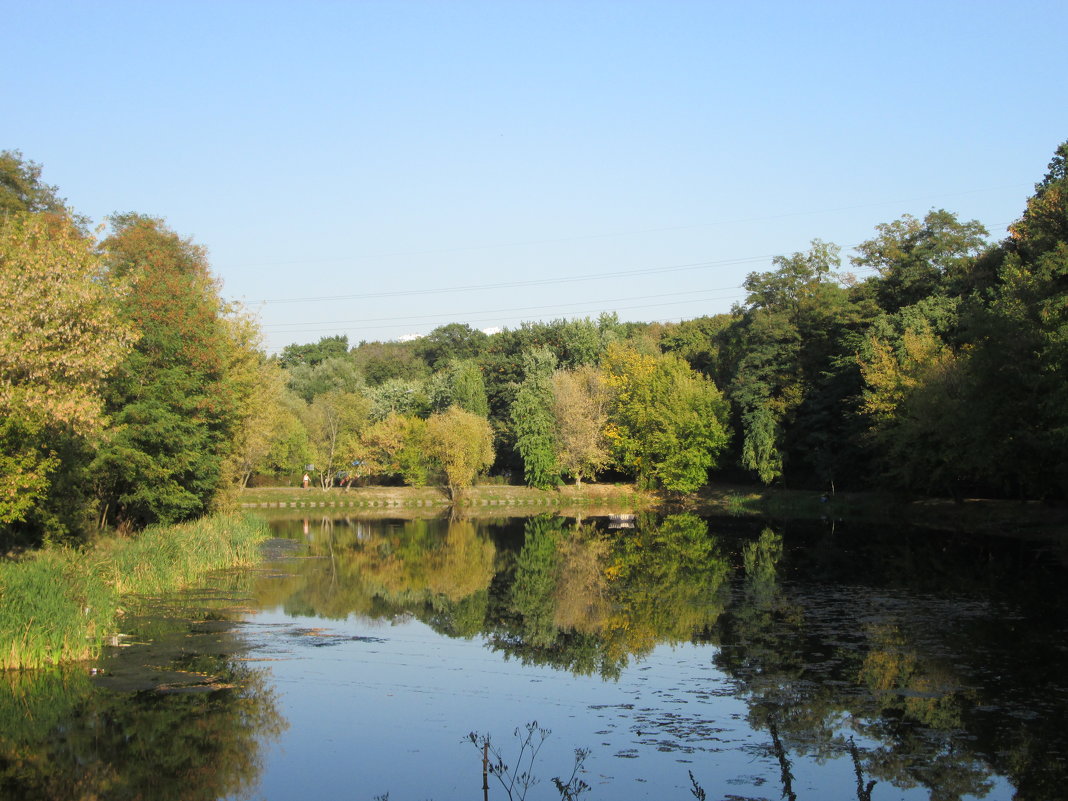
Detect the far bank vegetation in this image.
<box><xmin>3</xmin><ymin>141</ymin><xmax>1068</xmax><ymax>552</ymax></box>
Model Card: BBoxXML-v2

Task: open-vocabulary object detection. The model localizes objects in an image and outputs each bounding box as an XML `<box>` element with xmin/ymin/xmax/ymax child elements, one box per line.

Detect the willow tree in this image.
<box><xmin>729</xmin><ymin>240</ymin><xmax>852</xmax><ymax>485</ymax></box>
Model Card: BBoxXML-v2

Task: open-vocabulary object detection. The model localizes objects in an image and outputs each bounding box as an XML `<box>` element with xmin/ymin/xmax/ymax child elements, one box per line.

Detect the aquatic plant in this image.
<box><xmin>0</xmin><ymin>514</ymin><xmax>269</xmax><ymax>669</ymax></box>
<box><xmin>102</xmin><ymin>513</ymin><xmax>268</xmax><ymax>596</ymax></box>
<box><xmin>0</xmin><ymin>549</ymin><xmax>116</xmax><ymax>668</ymax></box>
<box><xmin>467</xmin><ymin>721</ymin><xmax>590</xmax><ymax>801</ymax></box>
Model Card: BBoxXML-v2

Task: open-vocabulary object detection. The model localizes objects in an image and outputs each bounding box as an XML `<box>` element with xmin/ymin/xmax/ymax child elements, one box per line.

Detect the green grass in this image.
<box><xmin>0</xmin><ymin>514</ymin><xmax>269</xmax><ymax>670</ymax></box>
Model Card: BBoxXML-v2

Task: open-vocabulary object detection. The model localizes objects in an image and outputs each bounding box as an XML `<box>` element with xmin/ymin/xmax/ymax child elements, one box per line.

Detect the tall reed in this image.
<box><xmin>0</xmin><ymin>514</ymin><xmax>268</xmax><ymax>670</ymax></box>
<box><xmin>101</xmin><ymin>514</ymin><xmax>269</xmax><ymax>596</ymax></box>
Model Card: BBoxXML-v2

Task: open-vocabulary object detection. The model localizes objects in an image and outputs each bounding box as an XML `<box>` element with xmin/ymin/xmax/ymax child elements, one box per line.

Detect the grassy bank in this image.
<box><xmin>0</xmin><ymin>514</ymin><xmax>269</xmax><ymax>670</ymax></box>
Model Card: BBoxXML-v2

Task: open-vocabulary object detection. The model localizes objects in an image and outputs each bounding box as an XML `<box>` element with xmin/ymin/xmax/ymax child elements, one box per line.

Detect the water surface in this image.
<box><xmin>2</xmin><ymin>512</ymin><xmax>1066</xmax><ymax>800</ymax></box>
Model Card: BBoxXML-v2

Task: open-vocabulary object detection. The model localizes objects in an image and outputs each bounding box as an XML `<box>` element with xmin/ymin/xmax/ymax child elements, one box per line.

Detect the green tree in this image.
<box><xmin>658</xmin><ymin>314</ymin><xmax>734</xmax><ymax>385</ymax></box>
<box><xmin>858</xmin><ymin>323</ymin><xmax>974</xmax><ymax>495</ymax></box>
<box><xmin>354</xmin><ymin>412</ymin><xmax>430</xmax><ymax>486</ymax></box>
<box><xmin>957</xmin><ymin>141</ymin><xmax>1068</xmax><ymax>498</ymax></box>
<box><xmin>284</xmin><ymin>355</ymin><xmax>364</xmax><ymax>402</ymax></box>
<box><xmin>301</xmin><ymin>390</ymin><xmax>371</xmax><ymax>489</ymax></box>
<box><xmin>603</xmin><ymin>345</ymin><xmax>730</xmax><ymax>492</ymax></box>
<box><xmin>427</xmin><ymin>358</ymin><xmax>490</xmax><ymax>417</ymax></box>
<box><xmin>0</xmin><ymin>150</ymin><xmax>70</xmax><ymax>218</ymax></box>
<box><xmin>367</xmin><ymin>377</ymin><xmax>428</xmax><ymax>421</ymax></box>
<box><xmin>852</xmin><ymin>210</ymin><xmax>988</xmax><ymax>313</ymax></box>
<box><xmin>351</xmin><ymin>339</ymin><xmax>430</xmax><ymax>385</ymax></box>
<box><xmin>729</xmin><ymin>240</ymin><xmax>857</xmax><ymax>486</ymax></box>
<box><xmin>415</xmin><ymin>323</ymin><xmax>489</xmax><ymax>369</ymax></box>
<box><xmin>91</xmin><ymin>214</ymin><xmax>246</xmax><ymax>527</ymax></box>
<box><xmin>224</xmin><ymin>351</ymin><xmax>310</xmax><ymax>488</ymax></box>
<box><xmin>259</xmin><ymin>389</ymin><xmax>311</xmax><ymax>481</ymax></box>
<box><xmin>511</xmin><ymin>347</ymin><xmax>561</xmax><ymax>489</ymax></box>
<box><xmin>277</xmin><ymin>334</ymin><xmax>349</xmax><ymax>369</ymax></box>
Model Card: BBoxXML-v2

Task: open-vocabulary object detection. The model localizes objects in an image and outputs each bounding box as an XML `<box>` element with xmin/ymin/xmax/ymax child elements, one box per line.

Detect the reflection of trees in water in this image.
<box><xmin>0</xmin><ymin>630</ymin><xmax>284</xmax><ymax>800</ymax></box>
<box><xmin>710</xmin><ymin>522</ymin><xmax>1068</xmax><ymax>801</ymax></box>
<box><xmin>486</xmin><ymin>513</ymin><xmax>731</xmax><ymax>678</ymax></box>
<box><xmin>254</xmin><ymin>517</ymin><xmax>497</xmax><ymax>629</ymax></box>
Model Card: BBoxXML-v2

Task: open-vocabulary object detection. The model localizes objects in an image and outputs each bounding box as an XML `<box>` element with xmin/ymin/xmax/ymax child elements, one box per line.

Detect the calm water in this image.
<box><xmin>2</xmin><ymin>512</ymin><xmax>1067</xmax><ymax>801</ymax></box>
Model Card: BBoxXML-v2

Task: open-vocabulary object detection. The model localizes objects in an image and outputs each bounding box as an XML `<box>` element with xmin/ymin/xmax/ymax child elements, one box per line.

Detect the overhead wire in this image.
<box><xmin>254</xmin><ymin>254</ymin><xmax>773</xmax><ymax>305</ymax></box>
<box><xmin>260</xmin><ymin>286</ymin><xmax>746</xmax><ymax>329</ymax></box>
<box><xmin>255</xmin><ymin>217</ymin><xmax>1014</xmax><ymax>345</ymax></box>
<box><xmin>225</xmin><ymin>185</ymin><xmax>1026</xmax><ymax>271</ymax></box>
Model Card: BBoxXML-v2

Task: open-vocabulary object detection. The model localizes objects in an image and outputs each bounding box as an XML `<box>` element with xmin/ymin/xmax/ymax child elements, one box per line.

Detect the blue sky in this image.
<box><xmin>5</xmin><ymin>0</ymin><xmax>1067</xmax><ymax>352</ymax></box>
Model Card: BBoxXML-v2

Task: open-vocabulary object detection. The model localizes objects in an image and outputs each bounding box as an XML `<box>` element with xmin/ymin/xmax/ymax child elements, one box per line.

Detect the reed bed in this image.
<box><xmin>0</xmin><ymin>514</ymin><xmax>269</xmax><ymax>670</ymax></box>
<box><xmin>102</xmin><ymin>514</ymin><xmax>269</xmax><ymax>596</ymax></box>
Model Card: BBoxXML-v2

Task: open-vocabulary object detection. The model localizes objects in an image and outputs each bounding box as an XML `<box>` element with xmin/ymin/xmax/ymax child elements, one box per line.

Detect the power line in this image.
<box><xmin>255</xmin><ymin>254</ymin><xmax>772</xmax><ymax>305</ymax></box>
<box><xmin>256</xmin><ymin>217</ymin><xmax>1015</xmax><ymax>344</ymax></box>
<box><xmin>225</xmin><ymin>185</ymin><xmax>1026</xmax><ymax>271</ymax></box>
<box><xmin>259</xmin><ymin>286</ymin><xmax>745</xmax><ymax>329</ymax></box>
<box><xmin>249</xmin><ymin>217</ymin><xmax>1013</xmax><ymax>307</ymax></box>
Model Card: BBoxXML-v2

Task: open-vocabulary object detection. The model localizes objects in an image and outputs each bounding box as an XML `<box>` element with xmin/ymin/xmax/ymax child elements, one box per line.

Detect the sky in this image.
<box><xmin>4</xmin><ymin>0</ymin><xmax>1067</xmax><ymax>353</ymax></box>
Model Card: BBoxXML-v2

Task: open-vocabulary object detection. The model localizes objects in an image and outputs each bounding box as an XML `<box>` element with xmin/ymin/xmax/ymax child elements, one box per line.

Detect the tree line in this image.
<box><xmin>2</xmin><ymin>141</ymin><xmax>1066</xmax><ymax>543</ymax></box>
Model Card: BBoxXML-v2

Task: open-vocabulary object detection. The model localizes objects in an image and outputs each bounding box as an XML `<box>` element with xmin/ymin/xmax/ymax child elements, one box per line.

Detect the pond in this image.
<box><xmin>2</xmin><ymin>511</ymin><xmax>1067</xmax><ymax>800</ymax></box>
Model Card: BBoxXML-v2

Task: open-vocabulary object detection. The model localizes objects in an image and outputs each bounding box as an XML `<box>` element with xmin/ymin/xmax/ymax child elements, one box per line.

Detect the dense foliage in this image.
<box><xmin>2</xmin><ymin>141</ymin><xmax>1066</xmax><ymax>546</ymax></box>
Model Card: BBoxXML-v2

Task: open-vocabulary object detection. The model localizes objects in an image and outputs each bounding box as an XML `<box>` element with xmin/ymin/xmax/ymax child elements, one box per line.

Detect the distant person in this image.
<box><xmin>302</xmin><ymin>472</ymin><xmax>310</xmax><ymax>489</ymax></box>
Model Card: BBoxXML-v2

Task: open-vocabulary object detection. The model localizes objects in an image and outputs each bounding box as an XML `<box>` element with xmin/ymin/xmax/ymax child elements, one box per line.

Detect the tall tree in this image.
<box><xmin>852</xmin><ymin>210</ymin><xmax>988</xmax><ymax>313</ymax></box>
<box><xmin>959</xmin><ymin>141</ymin><xmax>1068</xmax><ymax>498</ymax></box>
<box><xmin>730</xmin><ymin>240</ymin><xmax>849</xmax><ymax>485</ymax></box>
<box><xmin>92</xmin><ymin>214</ymin><xmax>247</xmax><ymax>527</ymax></box>
<box><xmin>511</xmin><ymin>347</ymin><xmax>561</xmax><ymax>489</ymax></box>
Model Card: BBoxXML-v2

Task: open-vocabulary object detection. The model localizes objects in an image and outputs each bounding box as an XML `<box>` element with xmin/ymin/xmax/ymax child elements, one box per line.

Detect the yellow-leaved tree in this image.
<box><xmin>0</xmin><ymin>213</ymin><xmax>133</xmax><ymax>537</ymax></box>
<box><xmin>425</xmin><ymin>406</ymin><xmax>494</xmax><ymax>498</ymax></box>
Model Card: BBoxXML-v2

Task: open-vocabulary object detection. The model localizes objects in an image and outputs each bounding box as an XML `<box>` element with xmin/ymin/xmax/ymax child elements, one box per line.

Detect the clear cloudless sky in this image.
<box><xmin>4</xmin><ymin>0</ymin><xmax>1067</xmax><ymax>352</ymax></box>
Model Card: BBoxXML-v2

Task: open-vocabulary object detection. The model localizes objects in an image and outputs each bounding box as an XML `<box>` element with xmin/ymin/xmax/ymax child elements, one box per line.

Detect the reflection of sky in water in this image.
<box><xmin>236</xmin><ymin>606</ymin><xmax>1015</xmax><ymax>801</ymax></box>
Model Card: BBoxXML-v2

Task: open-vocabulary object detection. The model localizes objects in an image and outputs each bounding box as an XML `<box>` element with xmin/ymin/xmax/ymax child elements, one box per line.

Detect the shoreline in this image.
<box><xmin>236</xmin><ymin>482</ymin><xmax>1068</xmax><ymax>540</ymax></box>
